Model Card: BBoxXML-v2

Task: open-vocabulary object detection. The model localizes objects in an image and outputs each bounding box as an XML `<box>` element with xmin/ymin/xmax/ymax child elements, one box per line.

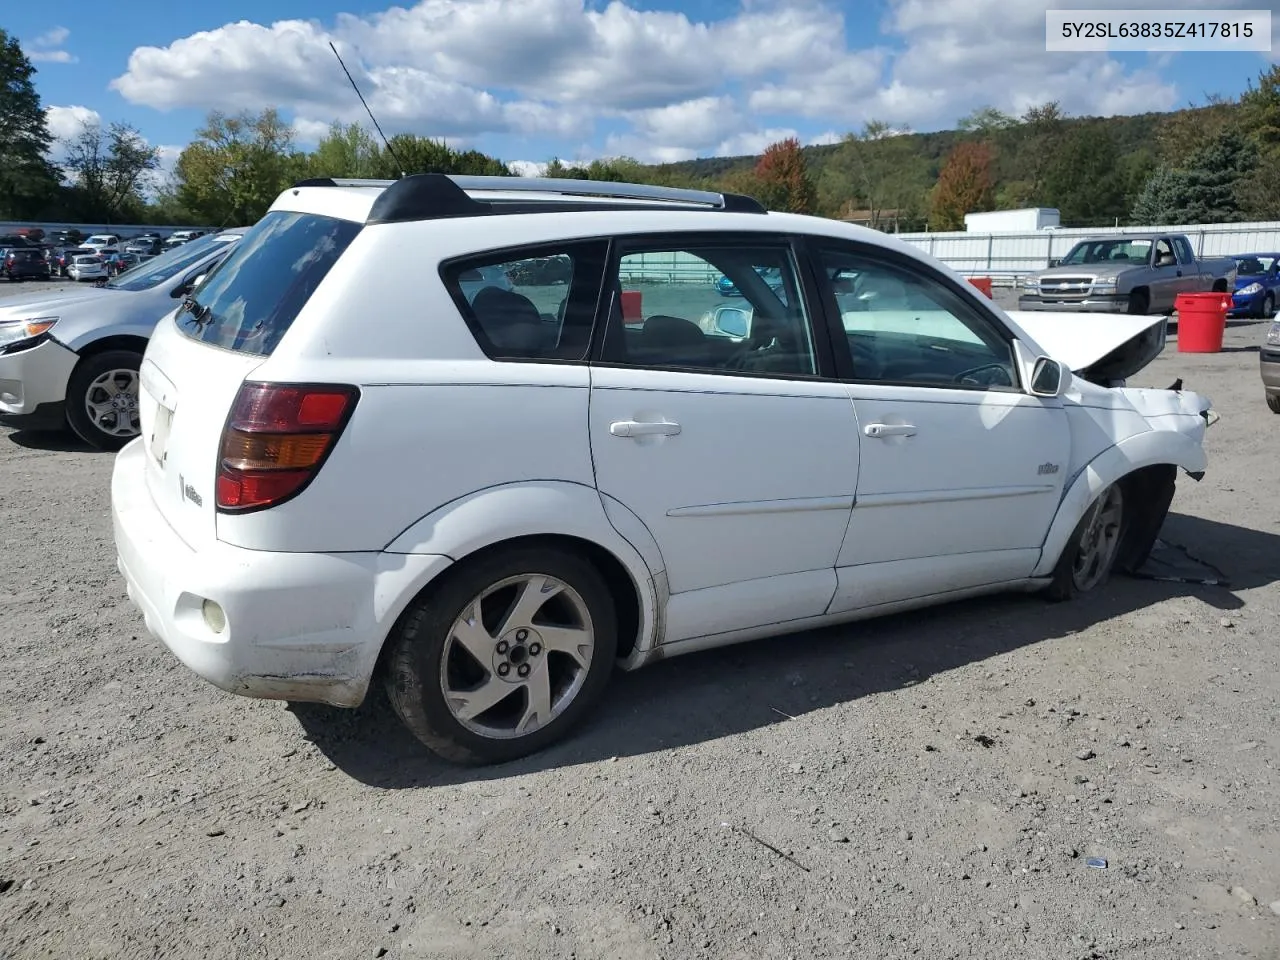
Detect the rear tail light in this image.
<box><xmin>215</xmin><ymin>382</ymin><xmax>359</xmax><ymax>512</ymax></box>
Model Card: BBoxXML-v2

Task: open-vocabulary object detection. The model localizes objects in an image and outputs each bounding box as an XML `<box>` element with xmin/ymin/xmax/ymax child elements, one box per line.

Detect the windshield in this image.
<box><xmin>1234</xmin><ymin>255</ymin><xmax>1275</xmax><ymax>276</ymax></box>
<box><xmin>1059</xmin><ymin>239</ymin><xmax>1152</xmax><ymax>266</ymax></box>
<box><xmin>105</xmin><ymin>234</ymin><xmax>234</xmax><ymax>291</ymax></box>
<box><xmin>176</xmin><ymin>211</ymin><xmax>361</xmax><ymax>356</ymax></box>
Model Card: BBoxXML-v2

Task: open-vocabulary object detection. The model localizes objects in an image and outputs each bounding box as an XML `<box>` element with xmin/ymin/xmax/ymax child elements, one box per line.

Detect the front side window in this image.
<box><xmin>601</xmin><ymin>243</ymin><xmax>817</xmax><ymax>377</ymax></box>
<box><xmin>442</xmin><ymin>241</ymin><xmax>607</xmax><ymax>361</ymax></box>
<box><xmin>816</xmin><ymin>248</ymin><xmax>1018</xmax><ymax>390</ymax></box>
<box><xmin>176</xmin><ymin>211</ymin><xmax>361</xmax><ymax>356</ymax></box>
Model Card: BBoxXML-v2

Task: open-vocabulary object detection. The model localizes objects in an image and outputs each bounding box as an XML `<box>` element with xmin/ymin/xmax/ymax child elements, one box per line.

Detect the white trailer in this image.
<box><xmin>964</xmin><ymin>208</ymin><xmax>1060</xmax><ymax>232</ymax></box>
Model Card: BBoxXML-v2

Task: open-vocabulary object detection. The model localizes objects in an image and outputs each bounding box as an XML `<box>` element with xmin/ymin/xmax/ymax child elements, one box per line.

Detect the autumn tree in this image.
<box><xmin>929</xmin><ymin>141</ymin><xmax>994</xmax><ymax>230</ymax></box>
<box><xmin>61</xmin><ymin>119</ymin><xmax>160</xmax><ymax>221</ymax></box>
<box><xmin>752</xmin><ymin>137</ymin><xmax>816</xmax><ymax>213</ymax></box>
<box><xmin>0</xmin><ymin>28</ymin><xmax>60</xmax><ymax>218</ymax></box>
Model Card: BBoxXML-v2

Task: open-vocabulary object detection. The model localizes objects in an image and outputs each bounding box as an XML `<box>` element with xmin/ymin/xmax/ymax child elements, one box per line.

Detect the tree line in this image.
<box><xmin>4</xmin><ymin>24</ymin><xmax>1280</xmax><ymax>231</ymax></box>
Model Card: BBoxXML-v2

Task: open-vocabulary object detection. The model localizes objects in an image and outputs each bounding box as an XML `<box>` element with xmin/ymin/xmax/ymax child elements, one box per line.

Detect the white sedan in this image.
<box><xmin>67</xmin><ymin>254</ymin><xmax>108</xmax><ymax>281</ymax></box>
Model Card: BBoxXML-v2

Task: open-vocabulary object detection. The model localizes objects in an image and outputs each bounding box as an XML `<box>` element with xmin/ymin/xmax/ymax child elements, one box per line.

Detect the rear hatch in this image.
<box><xmin>137</xmin><ymin>211</ymin><xmax>362</xmax><ymax>548</ymax></box>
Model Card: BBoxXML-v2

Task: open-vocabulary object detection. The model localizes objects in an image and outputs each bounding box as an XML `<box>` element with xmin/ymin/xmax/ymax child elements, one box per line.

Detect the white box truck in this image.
<box><xmin>964</xmin><ymin>208</ymin><xmax>1060</xmax><ymax>232</ymax></box>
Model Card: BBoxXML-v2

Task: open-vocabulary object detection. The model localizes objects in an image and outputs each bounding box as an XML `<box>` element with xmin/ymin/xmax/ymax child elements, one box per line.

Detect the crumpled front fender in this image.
<box><xmin>1032</xmin><ymin>425</ymin><xmax>1208</xmax><ymax>578</ymax></box>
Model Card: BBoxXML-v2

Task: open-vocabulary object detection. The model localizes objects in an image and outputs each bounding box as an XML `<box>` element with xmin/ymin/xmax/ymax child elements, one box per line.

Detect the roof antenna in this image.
<box><xmin>328</xmin><ymin>41</ymin><xmax>406</xmax><ymax>178</ymax></box>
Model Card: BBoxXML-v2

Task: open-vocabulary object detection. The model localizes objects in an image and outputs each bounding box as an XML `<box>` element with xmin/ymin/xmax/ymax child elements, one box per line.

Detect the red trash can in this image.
<box><xmin>968</xmin><ymin>276</ymin><xmax>993</xmax><ymax>298</ymax></box>
<box><xmin>620</xmin><ymin>290</ymin><xmax>643</xmax><ymax>324</ymax></box>
<box><xmin>1174</xmin><ymin>292</ymin><xmax>1231</xmax><ymax>353</ymax></box>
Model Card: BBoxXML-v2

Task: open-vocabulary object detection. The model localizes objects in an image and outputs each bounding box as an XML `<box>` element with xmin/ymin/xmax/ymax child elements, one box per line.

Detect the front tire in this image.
<box><xmin>1045</xmin><ymin>483</ymin><xmax>1126</xmax><ymax>602</ymax></box>
<box><xmin>384</xmin><ymin>544</ymin><xmax>618</xmax><ymax>765</ymax></box>
<box><xmin>1263</xmin><ymin>293</ymin><xmax>1275</xmax><ymax>319</ymax></box>
<box><xmin>1267</xmin><ymin>393</ymin><xmax>1280</xmax><ymax>415</ymax></box>
<box><xmin>64</xmin><ymin>350</ymin><xmax>143</xmax><ymax>451</ymax></box>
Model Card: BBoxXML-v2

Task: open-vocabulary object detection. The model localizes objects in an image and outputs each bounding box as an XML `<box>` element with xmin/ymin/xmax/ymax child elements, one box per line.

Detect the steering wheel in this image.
<box><xmin>954</xmin><ymin>363</ymin><xmax>1014</xmax><ymax>388</ymax></box>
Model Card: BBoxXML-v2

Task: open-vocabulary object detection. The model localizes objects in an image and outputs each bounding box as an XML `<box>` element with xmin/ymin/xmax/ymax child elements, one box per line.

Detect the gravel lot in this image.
<box><xmin>2</xmin><ymin>283</ymin><xmax>1278</xmax><ymax>960</ymax></box>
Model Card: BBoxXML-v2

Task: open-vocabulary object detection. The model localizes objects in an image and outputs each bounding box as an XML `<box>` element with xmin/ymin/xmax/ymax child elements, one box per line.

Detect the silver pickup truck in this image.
<box><xmin>1018</xmin><ymin>233</ymin><xmax>1237</xmax><ymax>314</ymax></box>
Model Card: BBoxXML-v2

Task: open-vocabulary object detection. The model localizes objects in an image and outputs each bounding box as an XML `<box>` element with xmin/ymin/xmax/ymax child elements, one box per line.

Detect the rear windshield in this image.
<box><xmin>176</xmin><ymin>211</ymin><xmax>361</xmax><ymax>356</ymax></box>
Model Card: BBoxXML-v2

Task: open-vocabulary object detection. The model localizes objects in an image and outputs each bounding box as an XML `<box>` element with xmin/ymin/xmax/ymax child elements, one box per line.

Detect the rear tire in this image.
<box><xmin>384</xmin><ymin>544</ymin><xmax>618</xmax><ymax>765</ymax></box>
<box><xmin>1267</xmin><ymin>393</ymin><xmax>1280</xmax><ymax>414</ymax></box>
<box><xmin>65</xmin><ymin>350</ymin><xmax>144</xmax><ymax>451</ymax></box>
<box><xmin>1044</xmin><ymin>483</ymin><xmax>1127</xmax><ymax>602</ymax></box>
<box><xmin>1127</xmin><ymin>289</ymin><xmax>1150</xmax><ymax>315</ymax></box>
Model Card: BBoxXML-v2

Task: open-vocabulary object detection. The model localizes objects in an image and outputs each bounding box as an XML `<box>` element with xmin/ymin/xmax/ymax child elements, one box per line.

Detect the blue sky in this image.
<box><xmin>8</xmin><ymin>0</ymin><xmax>1280</xmax><ymax>180</ymax></box>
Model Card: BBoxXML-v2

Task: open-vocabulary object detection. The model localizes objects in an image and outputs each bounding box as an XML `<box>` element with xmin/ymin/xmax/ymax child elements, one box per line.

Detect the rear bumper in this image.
<box><xmin>1017</xmin><ymin>294</ymin><xmax>1130</xmax><ymax>312</ymax></box>
<box><xmin>110</xmin><ymin>438</ymin><xmax>454</xmax><ymax>707</ymax></box>
<box><xmin>0</xmin><ymin>336</ymin><xmax>78</xmax><ymax>418</ymax></box>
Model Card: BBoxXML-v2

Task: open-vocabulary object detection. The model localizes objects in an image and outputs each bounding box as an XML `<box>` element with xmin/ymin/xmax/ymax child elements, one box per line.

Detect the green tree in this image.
<box><xmin>0</xmin><ymin>28</ymin><xmax>60</xmax><ymax>218</ymax></box>
<box><xmin>1043</xmin><ymin>124</ymin><xmax>1125</xmax><ymax>225</ymax></box>
<box><xmin>929</xmin><ymin>141</ymin><xmax>994</xmax><ymax>230</ymax></box>
<box><xmin>306</xmin><ymin>122</ymin><xmax>382</xmax><ymax>179</ymax></box>
<box><xmin>957</xmin><ymin>106</ymin><xmax>1017</xmax><ymax>136</ymax></box>
<box><xmin>1130</xmin><ymin>167</ymin><xmax>1189</xmax><ymax>224</ymax></box>
<box><xmin>1018</xmin><ymin>101</ymin><xmax>1066</xmax><ymax>199</ymax></box>
<box><xmin>819</xmin><ymin>121</ymin><xmax>927</xmax><ymax>228</ymax></box>
<box><xmin>1236</xmin><ymin>67</ymin><xmax>1280</xmax><ymax>154</ymax></box>
<box><xmin>370</xmin><ymin>135</ymin><xmax>511</xmax><ymax>178</ymax></box>
<box><xmin>175</xmin><ymin>108</ymin><xmax>303</xmax><ymax>225</ymax></box>
<box><xmin>60</xmin><ymin>118</ymin><xmax>160</xmax><ymax>221</ymax></box>
<box><xmin>753</xmin><ymin>137</ymin><xmax>817</xmax><ymax>213</ymax></box>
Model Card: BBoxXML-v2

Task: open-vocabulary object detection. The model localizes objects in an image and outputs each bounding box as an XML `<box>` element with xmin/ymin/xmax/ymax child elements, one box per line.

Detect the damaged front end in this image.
<box><xmin>1005</xmin><ymin>308</ymin><xmax>1218</xmax><ymax>477</ymax></box>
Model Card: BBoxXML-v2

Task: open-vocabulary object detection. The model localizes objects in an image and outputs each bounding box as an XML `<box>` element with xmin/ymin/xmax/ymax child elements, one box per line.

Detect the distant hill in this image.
<box><xmin>606</xmin><ymin>100</ymin><xmax>1258</xmax><ymax>230</ymax></box>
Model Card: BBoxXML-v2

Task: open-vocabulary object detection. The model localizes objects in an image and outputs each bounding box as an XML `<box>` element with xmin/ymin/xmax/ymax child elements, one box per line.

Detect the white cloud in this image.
<box><xmin>509</xmin><ymin>160</ymin><xmax>548</xmax><ymax>177</ymax></box>
<box><xmin>104</xmin><ymin>0</ymin><xmax>1241</xmax><ymax>167</ymax></box>
<box><xmin>45</xmin><ymin>105</ymin><xmax>101</xmax><ymax>143</ymax></box>
<box><xmin>24</xmin><ymin>25</ymin><xmax>76</xmax><ymax>64</ymax></box>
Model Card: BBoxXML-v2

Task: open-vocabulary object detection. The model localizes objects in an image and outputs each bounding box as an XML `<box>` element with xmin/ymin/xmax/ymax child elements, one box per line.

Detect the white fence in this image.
<box><xmin>895</xmin><ymin>220</ymin><xmax>1280</xmax><ymax>281</ymax></box>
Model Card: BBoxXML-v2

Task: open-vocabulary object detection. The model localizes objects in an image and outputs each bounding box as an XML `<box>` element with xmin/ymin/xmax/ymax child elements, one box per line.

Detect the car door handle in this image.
<box><xmin>864</xmin><ymin>422</ymin><xmax>917</xmax><ymax>438</ymax></box>
<box><xmin>610</xmin><ymin>420</ymin><xmax>681</xmax><ymax>438</ymax></box>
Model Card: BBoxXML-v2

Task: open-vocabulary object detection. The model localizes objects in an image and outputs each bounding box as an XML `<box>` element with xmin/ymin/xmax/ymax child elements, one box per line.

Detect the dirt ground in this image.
<box><xmin>1</xmin><ymin>285</ymin><xmax>1278</xmax><ymax>960</ymax></box>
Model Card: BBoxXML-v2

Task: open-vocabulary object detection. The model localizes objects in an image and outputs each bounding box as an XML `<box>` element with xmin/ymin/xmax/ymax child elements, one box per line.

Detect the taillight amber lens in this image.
<box><xmin>216</xmin><ymin>382</ymin><xmax>359</xmax><ymax>512</ymax></box>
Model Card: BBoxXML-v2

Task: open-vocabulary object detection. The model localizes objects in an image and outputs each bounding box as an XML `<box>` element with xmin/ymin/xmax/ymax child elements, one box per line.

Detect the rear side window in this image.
<box><xmin>176</xmin><ymin>211</ymin><xmax>360</xmax><ymax>356</ymax></box>
<box><xmin>441</xmin><ymin>241</ymin><xmax>608</xmax><ymax>361</ymax></box>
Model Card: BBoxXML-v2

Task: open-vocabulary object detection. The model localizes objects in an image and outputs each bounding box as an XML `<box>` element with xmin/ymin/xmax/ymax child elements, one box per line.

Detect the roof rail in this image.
<box><xmin>291</xmin><ymin>173</ymin><xmax>768</xmax><ymax>222</ymax></box>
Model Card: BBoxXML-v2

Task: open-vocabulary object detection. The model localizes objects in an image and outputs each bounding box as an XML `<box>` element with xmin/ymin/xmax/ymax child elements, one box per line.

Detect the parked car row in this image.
<box><xmin>0</xmin><ymin>229</ymin><xmax>215</xmax><ymax>284</ymax></box>
<box><xmin>0</xmin><ymin>230</ymin><xmax>246</xmax><ymax>446</ymax></box>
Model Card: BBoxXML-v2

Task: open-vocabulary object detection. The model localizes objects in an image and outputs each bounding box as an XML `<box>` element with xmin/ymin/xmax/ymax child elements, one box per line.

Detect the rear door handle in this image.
<box><xmin>610</xmin><ymin>420</ymin><xmax>682</xmax><ymax>438</ymax></box>
<box><xmin>864</xmin><ymin>422</ymin><xmax>916</xmax><ymax>438</ymax></box>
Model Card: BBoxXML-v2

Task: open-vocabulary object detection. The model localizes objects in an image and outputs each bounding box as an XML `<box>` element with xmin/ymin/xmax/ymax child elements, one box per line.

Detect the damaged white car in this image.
<box><xmin>109</xmin><ymin>174</ymin><xmax>1215</xmax><ymax>766</ymax></box>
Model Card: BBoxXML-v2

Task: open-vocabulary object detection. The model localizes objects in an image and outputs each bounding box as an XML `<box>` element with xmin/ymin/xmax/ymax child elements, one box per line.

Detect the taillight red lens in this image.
<box><xmin>215</xmin><ymin>382</ymin><xmax>359</xmax><ymax>512</ymax></box>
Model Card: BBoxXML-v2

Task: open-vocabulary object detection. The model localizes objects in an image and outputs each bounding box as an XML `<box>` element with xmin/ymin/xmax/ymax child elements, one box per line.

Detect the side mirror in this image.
<box><xmin>713</xmin><ymin>306</ymin><xmax>751</xmax><ymax>339</ymax></box>
<box><xmin>1048</xmin><ymin>258</ymin><xmax>1061</xmax><ymax>267</ymax></box>
<box><xmin>1030</xmin><ymin>356</ymin><xmax>1071</xmax><ymax>398</ymax></box>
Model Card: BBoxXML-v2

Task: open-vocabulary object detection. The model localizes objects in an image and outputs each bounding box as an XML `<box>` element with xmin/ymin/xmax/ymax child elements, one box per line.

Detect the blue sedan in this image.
<box><xmin>1230</xmin><ymin>253</ymin><xmax>1280</xmax><ymax>318</ymax></box>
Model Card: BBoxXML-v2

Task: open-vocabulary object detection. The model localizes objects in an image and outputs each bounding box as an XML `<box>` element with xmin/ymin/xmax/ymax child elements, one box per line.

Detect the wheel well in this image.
<box><xmin>1129</xmin><ymin>286</ymin><xmax>1149</xmax><ymax>301</ymax></box>
<box><xmin>1211</xmin><ymin>278</ymin><xmax>1228</xmax><ymax>292</ymax></box>
<box><xmin>74</xmin><ymin>335</ymin><xmax>149</xmax><ymax>361</ymax></box>
<box><xmin>1114</xmin><ymin>463</ymin><xmax>1177</xmax><ymax>572</ymax></box>
<box><xmin>369</xmin><ymin>533</ymin><xmax>644</xmax><ymax>689</ymax></box>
